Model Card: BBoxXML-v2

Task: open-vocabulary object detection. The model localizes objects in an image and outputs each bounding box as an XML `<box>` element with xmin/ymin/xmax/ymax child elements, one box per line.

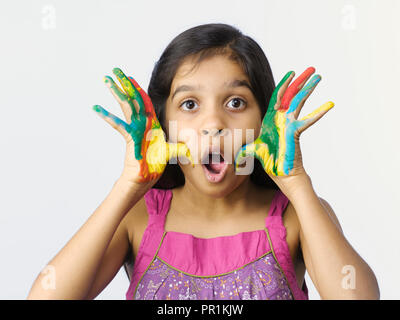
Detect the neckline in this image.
<box><xmin>165</xmin><ymin>228</ymin><xmax>269</xmax><ymax>241</ymax></box>
<box><xmin>163</xmin><ymin>188</ymin><xmax>280</xmax><ymax>241</ymax></box>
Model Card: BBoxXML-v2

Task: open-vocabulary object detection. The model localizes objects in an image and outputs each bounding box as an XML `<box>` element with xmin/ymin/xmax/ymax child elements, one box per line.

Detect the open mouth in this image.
<box><xmin>201</xmin><ymin>152</ymin><xmax>229</xmax><ymax>183</ymax></box>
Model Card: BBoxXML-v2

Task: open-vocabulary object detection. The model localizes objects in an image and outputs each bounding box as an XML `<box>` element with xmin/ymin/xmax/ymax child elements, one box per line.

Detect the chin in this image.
<box><xmin>183</xmin><ymin>164</ymin><xmax>247</xmax><ymax>198</ymax></box>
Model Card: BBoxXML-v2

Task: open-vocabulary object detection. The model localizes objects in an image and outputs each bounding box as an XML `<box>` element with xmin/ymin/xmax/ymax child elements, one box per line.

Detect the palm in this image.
<box><xmin>93</xmin><ymin>68</ymin><xmax>192</xmax><ymax>183</ymax></box>
<box><xmin>235</xmin><ymin>67</ymin><xmax>334</xmax><ymax>177</ymax></box>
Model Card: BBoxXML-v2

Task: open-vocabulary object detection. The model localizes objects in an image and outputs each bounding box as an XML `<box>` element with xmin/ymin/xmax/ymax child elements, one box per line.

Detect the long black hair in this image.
<box><xmin>124</xmin><ymin>24</ymin><xmax>279</xmax><ymax>281</ymax></box>
<box><xmin>148</xmin><ymin>23</ymin><xmax>279</xmax><ymax>190</ymax></box>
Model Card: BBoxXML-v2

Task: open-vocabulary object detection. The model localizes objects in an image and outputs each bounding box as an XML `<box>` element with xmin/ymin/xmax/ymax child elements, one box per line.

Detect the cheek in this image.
<box><xmin>165</xmin><ymin>120</ymin><xmax>202</xmax><ymax>160</ymax></box>
<box><xmin>164</xmin><ymin>103</ymin><xmax>177</xmax><ymax>139</ymax></box>
<box><xmin>232</xmin><ymin>117</ymin><xmax>261</xmax><ymax>146</ymax></box>
<box><xmin>164</xmin><ymin>110</ymin><xmax>180</xmax><ymax>142</ymax></box>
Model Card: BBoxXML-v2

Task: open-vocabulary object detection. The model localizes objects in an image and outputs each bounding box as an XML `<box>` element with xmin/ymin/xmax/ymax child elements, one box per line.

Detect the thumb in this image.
<box><xmin>298</xmin><ymin>101</ymin><xmax>334</xmax><ymax>133</ymax></box>
<box><xmin>166</xmin><ymin>142</ymin><xmax>194</xmax><ymax>167</ymax></box>
<box><xmin>234</xmin><ymin>142</ymin><xmax>257</xmax><ymax>173</ymax></box>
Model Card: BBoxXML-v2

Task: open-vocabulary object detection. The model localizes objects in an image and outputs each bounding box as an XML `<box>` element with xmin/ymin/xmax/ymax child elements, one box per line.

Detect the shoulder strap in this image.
<box><xmin>267</xmin><ymin>189</ymin><xmax>289</xmax><ymax>218</ymax></box>
<box><xmin>264</xmin><ymin>189</ymin><xmax>308</xmax><ymax>300</ymax></box>
<box><xmin>126</xmin><ymin>188</ymin><xmax>171</xmax><ymax>299</ymax></box>
<box><xmin>143</xmin><ymin>188</ymin><xmax>172</xmax><ymax>230</ymax></box>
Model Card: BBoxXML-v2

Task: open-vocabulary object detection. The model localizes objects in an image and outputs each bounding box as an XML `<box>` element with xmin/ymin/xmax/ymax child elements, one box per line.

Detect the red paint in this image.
<box><xmin>129</xmin><ymin>76</ymin><xmax>161</xmax><ymax>181</ymax></box>
<box><xmin>280</xmin><ymin>67</ymin><xmax>315</xmax><ymax>110</ymax></box>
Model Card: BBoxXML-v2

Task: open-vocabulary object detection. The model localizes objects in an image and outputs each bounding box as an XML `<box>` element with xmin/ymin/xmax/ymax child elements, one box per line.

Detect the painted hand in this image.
<box><xmin>234</xmin><ymin>67</ymin><xmax>334</xmax><ymax>178</ymax></box>
<box><xmin>93</xmin><ymin>68</ymin><xmax>193</xmax><ymax>184</ymax></box>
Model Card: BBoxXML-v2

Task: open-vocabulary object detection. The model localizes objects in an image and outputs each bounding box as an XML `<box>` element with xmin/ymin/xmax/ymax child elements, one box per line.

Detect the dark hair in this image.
<box><xmin>148</xmin><ymin>23</ymin><xmax>279</xmax><ymax>190</ymax></box>
<box><xmin>123</xmin><ymin>24</ymin><xmax>279</xmax><ymax>281</ymax></box>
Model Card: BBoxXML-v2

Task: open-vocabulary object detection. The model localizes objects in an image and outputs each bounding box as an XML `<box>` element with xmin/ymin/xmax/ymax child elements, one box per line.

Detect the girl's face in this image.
<box><xmin>165</xmin><ymin>54</ymin><xmax>262</xmax><ymax>197</ymax></box>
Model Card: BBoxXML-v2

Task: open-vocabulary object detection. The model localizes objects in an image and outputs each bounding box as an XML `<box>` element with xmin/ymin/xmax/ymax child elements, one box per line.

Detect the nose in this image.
<box><xmin>201</xmin><ymin>128</ymin><xmax>226</xmax><ymax>136</ymax></box>
<box><xmin>198</xmin><ymin>105</ymin><xmax>229</xmax><ymax>162</ymax></box>
<box><xmin>199</xmin><ymin>106</ymin><xmax>227</xmax><ymax>138</ymax></box>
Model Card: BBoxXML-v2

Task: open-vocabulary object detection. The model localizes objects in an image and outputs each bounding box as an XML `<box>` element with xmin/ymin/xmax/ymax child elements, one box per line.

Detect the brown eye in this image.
<box><xmin>227</xmin><ymin>97</ymin><xmax>246</xmax><ymax>110</ymax></box>
<box><xmin>180</xmin><ymin>100</ymin><xmax>198</xmax><ymax>111</ymax></box>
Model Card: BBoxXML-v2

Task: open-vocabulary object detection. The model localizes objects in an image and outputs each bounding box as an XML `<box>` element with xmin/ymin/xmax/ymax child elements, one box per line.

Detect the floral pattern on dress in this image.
<box><xmin>134</xmin><ymin>252</ymin><xmax>293</xmax><ymax>300</ymax></box>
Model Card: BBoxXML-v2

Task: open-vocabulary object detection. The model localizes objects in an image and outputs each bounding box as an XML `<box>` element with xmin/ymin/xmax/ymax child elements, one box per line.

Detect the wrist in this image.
<box><xmin>115</xmin><ymin>176</ymin><xmax>141</xmax><ymax>194</ymax></box>
<box><xmin>273</xmin><ymin>172</ymin><xmax>314</xmax><ymax>202</ymax></box>
<box><xmin>115</xmin><ymin>174</ymin><xmax>154</xmax><ymax>196</ymax></box>
<box><xmin>108</xmin><ymin>177</ymin><xmax>149</xmax><ymax>214</ymax></box>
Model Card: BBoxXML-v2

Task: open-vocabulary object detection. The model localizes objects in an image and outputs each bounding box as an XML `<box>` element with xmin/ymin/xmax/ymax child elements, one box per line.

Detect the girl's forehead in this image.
<box><xmin>172</xmin><ymin>54</ymin><xmax>248</xmax><ymax>86</ymax></box>
<box><xmin>170</xmin><ymin>55</ymin><xmax>252</xmax><ymax>100</ymax></box>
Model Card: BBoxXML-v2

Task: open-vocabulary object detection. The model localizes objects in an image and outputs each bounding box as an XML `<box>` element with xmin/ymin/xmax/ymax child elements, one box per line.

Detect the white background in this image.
<box><xmin>0</xmin><ymin>0</ymin><xmax>399</xmax><ymax>299</ymax></box>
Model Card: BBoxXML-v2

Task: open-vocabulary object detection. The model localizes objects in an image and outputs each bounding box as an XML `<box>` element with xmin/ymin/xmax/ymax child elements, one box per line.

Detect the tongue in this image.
<box><xmin>208</xmin><ymin>162</ymin><xmax>225</xmax><ymax>172</ymax></box>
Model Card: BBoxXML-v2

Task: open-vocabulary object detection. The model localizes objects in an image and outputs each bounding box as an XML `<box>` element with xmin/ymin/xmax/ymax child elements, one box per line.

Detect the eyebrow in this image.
<box><xmin>171</xmin><ymin>79</ymin><xmax>253</xmax><ymax>101</ymax></box>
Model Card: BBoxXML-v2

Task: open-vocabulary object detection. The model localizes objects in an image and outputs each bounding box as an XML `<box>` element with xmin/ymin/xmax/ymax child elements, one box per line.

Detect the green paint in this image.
<box><xmin>257</xmin><ymin>71</ymin><xmax>294</xmax><ymax>175</ymax></box>
<box><xmin>113</xmin><ymin>68</ymin><xmax>146</xmax><ymax>118</ymax></box>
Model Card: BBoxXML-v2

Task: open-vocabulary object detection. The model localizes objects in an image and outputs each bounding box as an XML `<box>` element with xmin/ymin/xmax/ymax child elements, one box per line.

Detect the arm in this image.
<box><xmin>85</xmin><ymin>193</ymin><xmax>147</xmax><ymax>300</ymax></box>
<box><xmin>285</xmin><ymin>174</ymin><xmax>380</xmax><ymax>299</ymax></box>
<box><xmin>28</xmin><ymin>68</ymin><xmax>193</xmax><ymax>300</ymax></box>
<box><xmin>234</xmin><ymin>67</ymin><xmax>379</xmax><ymax>299</ymax></box>
<box><xmin>27</xmin><ymin>177</ymin><xmax>146</xmax><ymax>300</ymax></box>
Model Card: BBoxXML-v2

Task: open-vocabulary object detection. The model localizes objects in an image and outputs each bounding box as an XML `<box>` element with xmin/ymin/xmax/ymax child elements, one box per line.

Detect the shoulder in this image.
<box><xmin>124</xmin><ymin>194</ymin><xmax>148</xmax><ymax>221</ymax></box>
<box><xmin>281</xmin><ymin>196</ymin><xmax>302</xmax><ymax>263</ymax></box>
<box><xmin>123</xmin><ymin>195</ymin><xmax>149</xmax><ymax>245</ymax></box>
<box><xmin>283</xmin><ymin>195</ymin><xmax>343</xmax><ymax>254</ymax></box>
<box><xmin>285</xmin><ymin>195</ymin><xmax>342</xmax><ymax>231</ymax></box>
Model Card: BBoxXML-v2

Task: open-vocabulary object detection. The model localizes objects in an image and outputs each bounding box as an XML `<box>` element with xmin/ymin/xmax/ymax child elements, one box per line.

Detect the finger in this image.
<box><xmin>288</xmin><ymin>74</ymin><xmax>321</xmax><ymax>118</ymax></box>
<box><xmin>234</xmin><ymin>142</ymin><xmax>256</xmax><ymax>173</ymax></box>
<box><xmin>92</xmin><ymin>105</ymin><xmax>131</xmax><ymax>141</ymax></box>
<box><xmin>113</xmin><ymin>68</ymin><xmax>145</xmax><ymax>117</ymax></box>
<box><xmin>128</xmin><ymin>76</ymin><xmax>156</xmax><ymax>118</ymax></box>
<box><xmin>143</xmin><ymin>130</ymin><xmax>168</xmax><ymax>175</ymax></box>
<box><xmin>253</xmin><ymin>143</ymin><xmax>276</xmax><ymax>175</ymax></box>
<box><xmin>281</xmin><ymin>67</ymin><xmax>315</xmax><ymax>111</ymax></box>
<box><xmin>283</xmin><ymin>102</ymin><xmax>333</xmax><ymax>175</ymax></box>
<box><xmin>283</xmin><ymin>122</ymin><xmax>303</xmax><ymax>175</ymax></box>
<box><xmin>104</xmin><ymin>76</ymin><xmax>135</xmax><ymax>123</ymax></box>
<box><xmin>167</xmin><ymin>142</ymin><xmax>194</xmax><ymax>167</ymax></box>
<box><xmin>298</xmin><ymin>101</ymin><xmax>334</xmax><ymax>133</ymax></box>
<box><xmin>266</xmin><ymin>71</ymin><xmax>295</xmax><ymax>118</ymax></box>
<box><xmin>112</xmin><ymin>68</ymin><xmax>136</xmax><ymax>98</ymax></box>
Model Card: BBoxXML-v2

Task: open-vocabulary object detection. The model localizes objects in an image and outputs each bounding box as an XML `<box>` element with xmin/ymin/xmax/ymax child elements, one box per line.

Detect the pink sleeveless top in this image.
<box><xmin>125</xmin><ymin>188</ymin><xmax>308</xmax><ymax>300</ymax></box>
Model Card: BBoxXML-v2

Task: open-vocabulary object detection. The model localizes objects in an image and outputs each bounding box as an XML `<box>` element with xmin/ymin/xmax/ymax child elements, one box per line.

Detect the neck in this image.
<box><xmin>174</xmin><ymin>177</ymin><xmax>263</xmax><ymax>220</ymax></box>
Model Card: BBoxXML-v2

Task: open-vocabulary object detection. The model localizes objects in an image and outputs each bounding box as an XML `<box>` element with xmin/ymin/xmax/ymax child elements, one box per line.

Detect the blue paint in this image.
<box><xmin>287</xmin><ymin>75</ymin><xmax>321</xmax><ymax>114</ymax></box>
<box><xmin>93</xmin><ymin>105</ymin><xmax>130</xmax><ymax>132</ymax></box>
<box><xmin>283</xmin><ymin>120</ymin><xmax>303</xmax><ymax>175</ymax></box>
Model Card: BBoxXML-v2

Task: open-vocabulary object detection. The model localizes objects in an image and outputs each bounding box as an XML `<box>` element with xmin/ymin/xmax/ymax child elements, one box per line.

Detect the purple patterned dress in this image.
<box><xmin>125</xmin><ymin>188</ymin><xmax>308</xmax><ymax>300</ymax></box>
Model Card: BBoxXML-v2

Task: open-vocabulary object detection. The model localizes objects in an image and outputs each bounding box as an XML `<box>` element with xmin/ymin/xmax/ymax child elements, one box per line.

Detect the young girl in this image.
<box><xmin>28</xmin><ymin>23</ymin><xmax>379</xmax><ymax>300</ymax></box>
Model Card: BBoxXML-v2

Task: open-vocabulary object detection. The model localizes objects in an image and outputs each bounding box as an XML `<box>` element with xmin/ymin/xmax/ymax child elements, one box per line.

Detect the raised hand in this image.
<box><xmin>93</xmin><ymin>68</ymin><xmax>193</xmax><ymax>186</ymax></box>
<box><xmin>234</xmin><ymin>67</ymin><xmax>334</xmax><ymax>178</ymax></box>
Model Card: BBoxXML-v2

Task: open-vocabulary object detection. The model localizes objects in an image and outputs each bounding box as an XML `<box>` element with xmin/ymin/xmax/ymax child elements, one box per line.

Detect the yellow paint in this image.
<box><xmin>275</xmin><ymin>111</ymin><xmax>287</xmax><ymax>176</ymax></box>
<box><xmin>300</xmin><ymin>102</ymin><xmax>334</xmax><ymax>121</ymax></box>
<box><xmin>145</xmin><ymin>128</ymin><xmax>194</xmax><ymax>175</ymax></box>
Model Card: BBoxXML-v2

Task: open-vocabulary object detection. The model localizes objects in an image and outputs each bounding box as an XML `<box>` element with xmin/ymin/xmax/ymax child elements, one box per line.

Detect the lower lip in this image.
<box><xmin>201</xmin><ymin>162</ymin><xmax>229</xmax><ymax>183</ymax></box>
